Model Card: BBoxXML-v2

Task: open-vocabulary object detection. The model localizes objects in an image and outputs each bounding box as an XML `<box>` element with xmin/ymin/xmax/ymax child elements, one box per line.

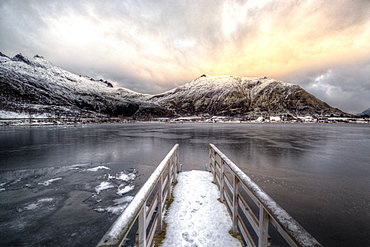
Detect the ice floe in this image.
<box><xmin>94</xmin><ymin>196</ymin><xmax>134</xmax><ymax>215</ymax></box>
<box><xmin>116</xmin><ymin>184</ymin><xmax>135</xmax><ymax>196</ymax></box>
<box><xmin>113</xmin><ymin>196</ymin><xmax>134</xmax><ymax>205</ymax></box>
<box><xmin>106</xmin><ymin>170</ymin><xmax>137</xmax><ymax>181</ymax></box>
<box><xmin>95</xmin><ymin>181</ymin><xmax>114</xmax><ymax>194</ymax></box>
<box><xmin>24</xmin><ymin>198</ymin><xmax>54</xmax><ymax>210</ymax></box>
<box><xmin>0</xmin><ymin>182</ymin><xmax>6</xmax><ymax>192</ymax></box>
<box><xmin>86</xmin><ymin>166</ymin><xmax>111</xmax><ymax>172</ymax></box>
<box><xmin>115</xmin><ymin>171</ymin><xmax>136</xmax><ymax>181</ymax></box>
<box><xmin>38</xmin><ymin>177</ymin><xmax>62</xmax><ymax>186</ymax></box>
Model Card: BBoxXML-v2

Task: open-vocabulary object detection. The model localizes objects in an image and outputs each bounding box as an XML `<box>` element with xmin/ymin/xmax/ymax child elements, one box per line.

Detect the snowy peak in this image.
<box><xmin>150</xmin><ymin>74</ymin><xmax>345</xmax><ymax>117</ymax></box>
<box><xmin>0</xmin><ymin>52</ymin><xmax>9</xmax><ymax>58</ymax></box>
<box><xmin>1</xmin><ymin>51</ymin><xmax>348</xmax><ymax>120</ymax></box>
<box><xmin>160</xmin><ymin>74</ymin><xmax>293</xmax><ymax>96</ymax></box>
<box><xmin>2</xmin><ymin>53</ymin><xmax>114</xmax><ymax>90</ymax></box>
<box><xmin>10</xmin><ymin>53</ymin><xmax>50</xmax><ymax>69</ymax></box>
<box><xmin>12</xmin><ymin>53</ymin><xmax>33</xmax><ymax>64</ymax></box>
<box><xmin>153</xmin><ymin>74</ymin><xmax>295</xmax><ymax>102</ymax></box>
<box><xmin>0</xmin><ymin>52</ymin><xmax>171</xmax><ymax>119</ymax></box>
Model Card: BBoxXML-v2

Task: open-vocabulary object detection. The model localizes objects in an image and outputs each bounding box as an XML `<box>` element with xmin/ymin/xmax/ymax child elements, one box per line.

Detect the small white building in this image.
<box><xmin>297</xmin><ymin>116</ymin><xmax>316</xmax><ymax>122</ymax></box>
<box><xmin>269</xmin><ymin>116</ymin><xmax>281</xmax><ymax>122</ymax></box>
<box><xmin>255</xmin><ymin>116</ymin><xmax>265</xmax><ymax>122</ymax></box>
<box><xmin>208</xmin><ymin>116</ymin><xmax>229</xmax><ymax>122</ymax></box>
<box><xmin>175</xmin><ymin>116</ymin><xmax>203</xmax><ymax>122</ymax></box>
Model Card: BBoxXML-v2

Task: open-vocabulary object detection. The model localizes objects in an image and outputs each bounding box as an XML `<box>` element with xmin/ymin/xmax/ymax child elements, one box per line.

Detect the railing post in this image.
<box><xmin>210</xmin><ymin>148</ymin><xmax>216</xmax><ymax>183</ymax></box>
<box><xmin>175</xmin><ymin>147</ymin><xmax>179</xmax><ymax>174</ymax></box>
<box><xmin>220</xmin><ymin>158</ymin><xmax>225</xmax><ymax>202</ymax></box>
<box><xmin>157</xmin><ymin>174</ymin><xmax>164</xmax><ymax>233</ymax></box>
<box><xmin>174</xmin><ymin>149</ymin><xmax>178</xmax><ymax>176</ymax></box>
<box><xmin>258</xmin><ymin>206</ymin><xmax>269</xmax><ymax>247</ymax></box>
<box><xmin>232</xmin><ymin>175</ymin><xmax>239</xmax><ymax>235</ymax></box>
<box><xmin>168</xmin><ymin>160</ymin><xmax>173</xmax><ymax>200</ymax></box>
<box><xmin>138</xmin><ymin>207</ymin><xmax>146</xmax><ymax>247</ymax></box>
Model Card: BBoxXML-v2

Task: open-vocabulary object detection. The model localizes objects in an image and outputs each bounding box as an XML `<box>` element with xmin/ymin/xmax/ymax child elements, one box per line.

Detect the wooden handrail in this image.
<box><xmin>209</xmin><ymin>144</ymin><xmax>322</xmax><ymax>247</ymax></box>
<box><xmin>96</xmin><ymin>144</ymin><xmax>179</xmax><ymax>247</ymax></box>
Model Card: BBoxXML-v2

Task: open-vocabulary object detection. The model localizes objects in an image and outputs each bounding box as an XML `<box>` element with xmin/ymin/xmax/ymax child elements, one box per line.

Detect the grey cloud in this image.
<box><xmin>282</xmin><ymin>58</ymin><xmax>370</xmax><ymax>114</ymax></box>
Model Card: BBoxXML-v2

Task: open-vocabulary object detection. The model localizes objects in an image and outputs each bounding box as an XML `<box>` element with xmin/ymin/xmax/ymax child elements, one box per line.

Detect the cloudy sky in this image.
<box><xmin>1</xmin><ymin>0</ymin><xmax>370</xmax><ymax>114</ymax></box>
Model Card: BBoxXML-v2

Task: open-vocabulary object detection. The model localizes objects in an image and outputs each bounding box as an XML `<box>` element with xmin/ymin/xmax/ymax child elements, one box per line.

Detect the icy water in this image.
<box><xmin>0</xmin><ymin>123</ymin><xmax>369</xmax><ymax>247</ymax></box>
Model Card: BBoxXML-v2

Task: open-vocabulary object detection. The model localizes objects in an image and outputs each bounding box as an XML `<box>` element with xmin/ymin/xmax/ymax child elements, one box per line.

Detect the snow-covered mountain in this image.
<box><xmin>150</xmin><ymin>75</ymin><xmax>345</xmax><ymax>117</ymax></box>
<box><xmin>357</xmin><ymin>107</ymin><xmax>370</xmax><ymax>116</ymax></box>
<box><xmin>1</xmin><ymin>52</ymin><xmax>347</xmax><ymax>120</ymax></box>
<box><xmin>0</xmin><ymin>52</ymin><xmax>170</xmax><ymax>119</ymax></box>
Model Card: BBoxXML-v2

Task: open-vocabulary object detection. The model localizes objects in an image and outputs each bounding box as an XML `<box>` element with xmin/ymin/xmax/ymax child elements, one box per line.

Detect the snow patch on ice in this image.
<box><xmin>116</xmin><ymin>171</ymin><xmax>136</xmax><ymax>181</ymax></box>
<box><xmin>24</xmin><ymin>198</ymin><xmax>54</xmax><ymax>210</ymax></box>
<box><xmin>95</xmin><ymin>181</ymin><xmax>114</xmax><ymax>194</ymax></box>
<box><xmin>117</xmin><ymin>184</ymin><xmax>135</xmax><ymax>196</ymax></box>
<box><xmin>38</xmin><ymin>177</ymin><xmax>62</xmax><ymax>186</ymax></box>
<box><xmin>0</xmin><ymin>182</ymin><xmax>5</xmax><ymax>192</ymax></box>
<box><xmin>113</xmin><ymin>196</ymin><xmax>134</xmax><ymax>205</ymax></box>
<box><xmin>87</xmin><ymin>166</ymin><xmax>111</xmax><ymax>172</ymax></box>
<box><xmin>94</xmin><ymin>205</ymin><xmax>128</xmax><ymax>215</ymax></box>
<box><xmin>94</xmin><ymin>196</ymin><xmax>134</xmax><ymax>214</ymax></box>
<box><xmin>92</xmin><ymin>169</ymin><xmax>138</xmax><ymax>216</ymax></box>
<box><xmin>106</xmin><ymin>170</ymin><xmax>137</xmax><ymax>182</ymax></box>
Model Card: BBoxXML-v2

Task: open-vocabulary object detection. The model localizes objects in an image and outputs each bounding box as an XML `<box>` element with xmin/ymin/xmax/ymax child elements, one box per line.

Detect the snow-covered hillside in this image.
<box><xmin>0</xmin><ymin>52</ymin><xmax>170</xmax><ymax>119</ymax></box>
<box><xmin>0</xmin><ymin>52</ymin><xmax>347</xmax><ymax>120</ymax></box>
<box><xmin>150</xmin><ymin>74</ymin><xmax>345</xmax><ymax>117</ymax></box>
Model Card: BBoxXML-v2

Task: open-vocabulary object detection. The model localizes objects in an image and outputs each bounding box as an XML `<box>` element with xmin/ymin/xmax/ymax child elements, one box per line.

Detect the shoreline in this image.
<box><xmin>1</xmin><ymin>117</ymin><xmax>369</xmax><ymax>126</ymax></box>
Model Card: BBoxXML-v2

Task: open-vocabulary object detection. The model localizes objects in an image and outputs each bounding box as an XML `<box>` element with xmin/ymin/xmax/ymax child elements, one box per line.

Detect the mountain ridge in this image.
<box><xmin>0</xmin><ymin>52</ymin><xmax>171</xmax><ymax>119</ymax></box>
<box><xmin>150</xmin><ymin>74</ymin><xmax>345</xmax><ymax>117</ymax></box>
<box><xmin>1</xmin><ymin>52</ymin><xmax>348</xmax><ymax>120</ymax></box>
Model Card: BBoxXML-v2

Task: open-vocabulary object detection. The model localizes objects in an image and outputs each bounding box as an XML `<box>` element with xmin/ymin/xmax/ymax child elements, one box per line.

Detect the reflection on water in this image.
<box><xmin>0</xmin><ymin>123</ymin><xmax>369</xmax><ymax>246</ymax></box>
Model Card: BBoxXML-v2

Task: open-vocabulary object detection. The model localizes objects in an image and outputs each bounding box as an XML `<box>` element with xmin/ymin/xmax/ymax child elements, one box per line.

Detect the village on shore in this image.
<box><xmin>1</xmin><ymin>111</ymin><xmax>369</xmax><ymax>126</ymax></box>
<box><xmin>153</xmin><ymin>114</ymin><xmax>370</xmax><ymax>124</ymax></box>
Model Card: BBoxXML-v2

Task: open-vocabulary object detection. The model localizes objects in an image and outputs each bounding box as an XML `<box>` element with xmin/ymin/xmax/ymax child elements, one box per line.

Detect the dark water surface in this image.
<box><xmin>0</xmin><ymin>123</ymin><xmax>369</xmax><ymax>246</ymax></box>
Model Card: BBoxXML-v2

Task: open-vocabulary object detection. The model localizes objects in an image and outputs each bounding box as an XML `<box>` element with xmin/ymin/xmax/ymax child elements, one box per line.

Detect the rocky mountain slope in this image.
<box><xmin>0</xmin><ymin>52</ymin><xmax>170</xmax><ymax>119</ymax></box>
<box><xmin>150</xmin><ymin>75</ymin><xmax>345</xmax><ymax>117</ymax></box>
<box><xmin>1</xmin><ymin>52</ymin><xmax>347</xmax><ymax>120</ymax></box>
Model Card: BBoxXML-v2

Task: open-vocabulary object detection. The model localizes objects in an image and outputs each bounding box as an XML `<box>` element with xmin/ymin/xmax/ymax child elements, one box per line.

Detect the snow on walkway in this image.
<box><xmin>161</xmin><ymin>170</ymin><xmax>242</xmax><ymax>247</ymax></box>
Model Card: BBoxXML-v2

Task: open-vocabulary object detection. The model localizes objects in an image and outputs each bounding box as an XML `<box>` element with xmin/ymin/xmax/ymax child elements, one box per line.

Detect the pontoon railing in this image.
<box><xmin>96</xmin><ymin>144</ymin><xmax>179</xmax><ymax>247</ymax></box>
<box><xmin>209</xmin><ymin>144</ymin><xmax>322</xmax><ymax>247</ymax></box>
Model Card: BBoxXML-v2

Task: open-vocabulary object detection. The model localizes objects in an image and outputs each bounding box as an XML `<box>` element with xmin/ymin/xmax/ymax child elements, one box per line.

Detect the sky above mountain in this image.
<box><xmin>1</xmin><ymin>0</ymin><xmax>370</xmax><ymax>114</ymax></box>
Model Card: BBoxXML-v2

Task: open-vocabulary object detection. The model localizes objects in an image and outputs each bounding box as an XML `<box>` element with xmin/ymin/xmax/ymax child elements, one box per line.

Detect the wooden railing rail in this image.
<box><xmin>209</xmin><ymin>144</ymin><xmax>322</xmax><ymax>247</ymax></box>
<box><xmin>96</xmin><ymin>144</ymin><xmax>179</xmax><ymax>247</ymax></box>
